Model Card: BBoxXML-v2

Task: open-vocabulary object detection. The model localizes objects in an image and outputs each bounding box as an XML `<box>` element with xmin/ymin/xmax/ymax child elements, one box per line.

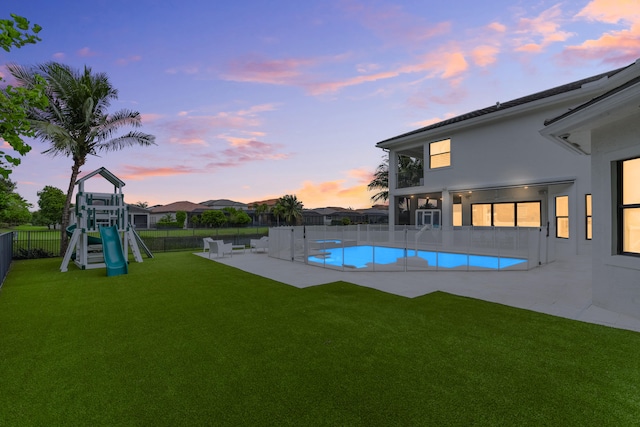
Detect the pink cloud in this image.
<box><xmin>487</xmin><ymin>22</ymin><xmax>507</xmax><ymax>33</ymax></box>
<box><xmin>400</xmin><ymin>50</ymin><xmax>469</xmax><ymax>79</ymax></box>
<box><xmin>169</xmin><ymin>137</ymin><xmax>207</xmax><ymax>146</ymax></box>
<box><xmin>119</xmin><ymin>165</ymin><xmax>198</xmax><ymax>180</ymax></box>
<box><xmin>560</xmin><ymin>26</ymin><xmax>640</xmax><ymax>64</ymax></box>
<box><xmin>411</xmin><ymin>113</ymin><xmax>458</xmax><ymax>128</ymax></box>
<box><xmin>339</xmin><ymin>0</ymin><xmax>451</xmax><ymax>47</ymax></box>
<box><xmin>347</xmin><ymin>167</ymin><xmax>374</xmax><ymax>184</ymax></box>
<box><xmin>53</xmin><ymin>52</ymin><xmax>65</xmax><ymax>60</ymax></box>
<box><xmin>560</xmin><ymin>0</ymin><xmax>640</xmax><ymax>65</ymax></box>
<box><xmin>514</xmin><ymin>4</ymin><xmax>574</xmax><ymax>53</ymax></box>
<box><xmin>294</xmin><ymin>179</ymin><xmax>373</xmax><ymax>209</ymax></box>
<box><xmin>140</xmin><ymin>113</ymin><xmax>165</xmax><ymax>124</ymax></box>
<box><xmin>116</xmin><ymin>55</ymin><xmax>142</xmax><ymax>66</ymax></box>
<box><xmin>406</xmin><ymin>86</ymin><xmax>469</xmax><ymax>109</ymax></box>
<box><xmin>223</xmin><ymin>56</ymin><xmax>315</xmax><ymax>85</ymax></box>
<box><xmin>471</xmin><ymin>45</ymin><xmax>500</xmax><ymax>67</ymax></box>
<box><xmin>307</xmin><ymin>49</ymin><xmax>469</xmax><ymax>95</ymax></box>
<box><xmin>165</xmin><ymin>65</ymin><xmax>200</xmax><ymax>75</ymax></box>
<box><xmin>576</xmin><ymin>0</ymin><xmax>640</xmax><ymax>24</ymax></box>
<box><xmin>216</xmin><ymin>137</ymin><xmax>290</xmax><ymax>163</ymax></box>
<box><xmin>77</xmin><ymin>47</ymin><xmax>97</xmax><ymax>57</ymax></box>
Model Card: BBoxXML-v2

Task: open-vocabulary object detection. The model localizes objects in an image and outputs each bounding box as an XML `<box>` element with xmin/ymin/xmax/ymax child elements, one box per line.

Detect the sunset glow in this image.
<box><xmin>2</xmin><ymin>0</ymin><xmax>638</xmax><ymax>209</ymax></box>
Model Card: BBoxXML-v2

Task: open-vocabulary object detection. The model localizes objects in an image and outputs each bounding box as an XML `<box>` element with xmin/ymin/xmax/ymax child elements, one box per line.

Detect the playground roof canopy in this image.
<box><xmin>76</xmin><ymin>167</ymin><xmax>125</xmax><ymax>189</ymax></box>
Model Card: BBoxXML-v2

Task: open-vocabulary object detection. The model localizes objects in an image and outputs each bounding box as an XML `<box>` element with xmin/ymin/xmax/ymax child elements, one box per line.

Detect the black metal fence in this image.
<box><xmin>10</xmin><ymin>228</ymin><xmax>269</xmax><ymax>259</ymax></box>
<box><xmin>1</xmin><ymin>232</ymin><xmax>13</xmax><ymax>287</ymax></box>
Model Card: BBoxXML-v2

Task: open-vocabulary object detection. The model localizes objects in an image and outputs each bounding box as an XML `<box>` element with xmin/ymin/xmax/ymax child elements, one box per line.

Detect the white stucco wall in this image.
<box><xmin>387</xmin><ymin>101</ymin><xmax>593</xmax><ymax>258</ymax></box>
<box><xmin>591</xmin><ymin>118</ymin><xmax>640</xmax><ymax>318</ymax></box>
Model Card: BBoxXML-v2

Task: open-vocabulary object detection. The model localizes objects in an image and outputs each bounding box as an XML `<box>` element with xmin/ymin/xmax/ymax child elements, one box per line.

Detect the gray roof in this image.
<box><xmin>544</xmin><ymin>74</ymin><xmax>640</xmax><ymax>126</ymax></box>
<box><xmin>199</xmin><ymin>199</ymin><xmax>247</xmax><ymax>208</ymax></box>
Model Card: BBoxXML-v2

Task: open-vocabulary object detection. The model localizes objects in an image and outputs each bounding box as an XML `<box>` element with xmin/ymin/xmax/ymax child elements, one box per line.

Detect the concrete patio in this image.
<box><xmin>195</xmin><ymin>251</ymin><xmax>640</xmax><ymax>333</ymax></box>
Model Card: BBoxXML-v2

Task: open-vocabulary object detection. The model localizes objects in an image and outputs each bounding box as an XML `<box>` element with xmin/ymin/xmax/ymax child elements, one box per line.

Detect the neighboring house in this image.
<box><xmin>128</xmin><ymin>205</ymin><xmax>151</xmax><ymax>229</ymax></box>
<box><xmin>302</xmin><ymin>206</ymin><xmax>389</xmax><ymax>225</ymax></box>
<box><xmin>150</xmin><ymin>201</ymin><xmax>212</xmax><ymax>228</ymax></box>
<box><xmin>376</xmin><ymin>59</ymin><xmax>640</xmax><ymax>263</ymax></box>
<box><xmin>540</xmin><ymin>60</ymin><xmax>640</xmax><ymax>320</ymax></box>
<box><xmin>200</xmin><ymin>199</ymin><xmax>248</xmax><ymax>210</ymax></box>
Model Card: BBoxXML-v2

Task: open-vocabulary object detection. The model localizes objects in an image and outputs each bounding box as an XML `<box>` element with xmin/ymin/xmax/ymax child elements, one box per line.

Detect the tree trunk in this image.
<box><xmin>59</xmin><ymin>161</ymin><xmax>82</xmax><ymax>255</ymax></box>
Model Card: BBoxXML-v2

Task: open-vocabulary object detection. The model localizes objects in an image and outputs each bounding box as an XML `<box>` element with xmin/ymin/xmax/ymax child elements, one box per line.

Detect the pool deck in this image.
<box><xmin>195</xmin><ymin>251</ymin><xmax>640</xmax><ymax>333</ymax></box>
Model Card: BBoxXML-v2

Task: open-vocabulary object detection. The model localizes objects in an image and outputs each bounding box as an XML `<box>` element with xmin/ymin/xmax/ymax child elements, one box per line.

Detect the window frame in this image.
<box><xmin>617</xmin><ymin>157</ymin><xmax>640</xmax><ymax>256</ymax></box>
<box><xmin>470</xmin><ymin>201</ymin><xmax>541</xmax><ymax>228</ymax></box>
<box><xmin>555</xmin><ymin>195</ymin><xmax>569</xmax><ymax>239</ymax></box>
<box><xmin>429</xmin><ymin>139</ymin><xmax>451</xmax><ymax>169</ymax></box>
<box><xmin>585</xmin><ymin>194</ymin><xmax>592</xmax><ymax>241</ymax></box>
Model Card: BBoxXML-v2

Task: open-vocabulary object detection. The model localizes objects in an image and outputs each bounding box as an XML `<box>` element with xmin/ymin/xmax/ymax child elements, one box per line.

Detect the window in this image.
<box><xmin>472</xmin><ymin>204</ymin><xmax>492</xmax><ymax>226</ymax></box>
<box><xmin>585</xmin><ymin>194</ymin><xmax>592</xmax><ymax>240</ymax></box>
<box><xmin>453</xmin><ymin>204</ymin><xmax>462</xmax><ymax>226</ymax></box>
<box><xmin>493</xmin><ymin>203</ymin><xmax>515</xmax><ymax>227</ymax></box>
<box><xmin>471</xmin><ymin>202</ymin><xmax>541</xmax><ymax>227</ymax></box>
<box><xmin>619</xmin><ymin>157</ymin><xmax>640</xmax><ymax>255</ymax></box>
<box><xmin>429</xmin><ymin>139</ymin><xmax>450</xmax><ymax>169</ymax></box>
<box><xmin>517</xmin><ymin>202</ymin><xmax>541</xmax><ymax>227</ymax></box>
<box><xmin>556</xmin><ymin>196</ymin><xmax>569</xmax><ymax>239</ymax></box>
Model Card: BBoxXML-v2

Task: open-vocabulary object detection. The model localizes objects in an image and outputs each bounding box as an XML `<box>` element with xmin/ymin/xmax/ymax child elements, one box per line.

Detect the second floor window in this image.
<box><xmin>430</xmin><ymin>139</ymin><xmax>450</xmax><ymax>169</ymax></box>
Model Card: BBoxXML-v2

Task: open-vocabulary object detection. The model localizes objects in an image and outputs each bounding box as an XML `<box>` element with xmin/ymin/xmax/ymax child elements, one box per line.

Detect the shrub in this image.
<box><xmin>14</xmin><ymin>248</ymin><xmax>54</xmax><ymax>259</ymax></box>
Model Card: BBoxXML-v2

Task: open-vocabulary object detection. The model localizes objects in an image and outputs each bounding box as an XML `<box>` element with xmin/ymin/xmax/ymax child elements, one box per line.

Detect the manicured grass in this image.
<box><xmin>1</xmin><ymin>253</ymin><xmax>639</xmax><ymax>425</ymax></box>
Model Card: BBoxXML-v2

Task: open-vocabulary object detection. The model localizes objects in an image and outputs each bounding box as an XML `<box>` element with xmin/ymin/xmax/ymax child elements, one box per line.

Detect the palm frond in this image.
<box><xmin>96</xmin><ymin>131</ymin><xmax>156</xmax><ymax>153</ymax></box>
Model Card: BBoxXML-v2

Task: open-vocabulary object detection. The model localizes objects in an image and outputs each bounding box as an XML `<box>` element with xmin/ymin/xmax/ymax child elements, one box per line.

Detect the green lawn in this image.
<box><xmin>1</xmin><ymin>252</ymin><xmax>639</xmax><ymax>425</ymax></box>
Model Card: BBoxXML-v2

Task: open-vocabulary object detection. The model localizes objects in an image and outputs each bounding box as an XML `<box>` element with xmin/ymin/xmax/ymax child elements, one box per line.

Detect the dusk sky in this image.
<box><xmin>2</xmin><ymin>0</ymin><xmax>639</xmax><ymax>209</ymax></box>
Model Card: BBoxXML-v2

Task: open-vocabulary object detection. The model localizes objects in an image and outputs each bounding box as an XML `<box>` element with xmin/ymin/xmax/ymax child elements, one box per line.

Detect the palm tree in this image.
<box><xmin>272</xmin><ymin>203</ymin><xmax>284</xmax><ymax>226</ymax></box>
<box><xmin>8</xmin><ymin>62</ymin><xmax>156</xmax><ymax>253</ymax></box>
<box><xmin>368</xmin><ymin>155</ymin><xmax>423</xmax><ymax>202</ymax></box>
<box><xmin>275</xmin><ymin>195</ymin><xmax>303</xmax><ymax>226</ymax></box>
<box><xmin>368</xmin><ymin>157</ymin><xmax>389</xmax><ymax>203</ymax></box>
<box><xmin>252</xmin><ymin>203</ymin><xmax>269</xmax><ymax>226</ymax></box>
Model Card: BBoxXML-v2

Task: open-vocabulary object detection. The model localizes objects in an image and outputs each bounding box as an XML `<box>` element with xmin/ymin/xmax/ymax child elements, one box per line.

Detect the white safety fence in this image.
<box><xmin>268</xmin><ymin>225</ymin><xmax>546</xmax><ymax>272</ymax></box>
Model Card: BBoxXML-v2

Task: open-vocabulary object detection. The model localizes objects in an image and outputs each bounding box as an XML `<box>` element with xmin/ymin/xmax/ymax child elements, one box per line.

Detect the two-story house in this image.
<box><xmin>376</xmin><ymin>59</ymin><xmax>640</xmax><ymax>263</ymax></box>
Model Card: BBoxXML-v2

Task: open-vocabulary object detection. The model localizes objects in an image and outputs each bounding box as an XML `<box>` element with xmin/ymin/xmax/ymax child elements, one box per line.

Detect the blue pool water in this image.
<box><xmin>308</xmin><ymin>245</ymin><xmax>527</xmax><ymax>270</ymax></box>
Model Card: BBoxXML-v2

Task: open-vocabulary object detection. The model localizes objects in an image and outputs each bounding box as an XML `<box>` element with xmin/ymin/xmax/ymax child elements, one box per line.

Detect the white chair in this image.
<box><xmin>207</xmin><ymin>239</ymin><xmax>233</xmax><ymax>258</ymax></box>
<box><xmin>250</xmin><ymin>236</ymin><xmax>269</xmax><ymax>253</ymax></box>
<box><xmin>203</xmin><ymin>237</ymin><xmax>214</xmax><ymax>253</ymax></box>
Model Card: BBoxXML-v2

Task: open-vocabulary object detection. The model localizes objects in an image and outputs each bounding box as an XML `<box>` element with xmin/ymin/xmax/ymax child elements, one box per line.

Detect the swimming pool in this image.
<box><xmin>308</xmin><ymin>245</ymin><xmax>527</xmax><ymax>270</ymax></box>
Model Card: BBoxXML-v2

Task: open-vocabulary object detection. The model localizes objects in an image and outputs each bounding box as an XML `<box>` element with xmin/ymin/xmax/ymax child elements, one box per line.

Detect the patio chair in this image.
<box><xmin>203</xmin><ymin>237</ymin><xmax>214</xmax><ymax>253</ymax></box>
<box><xmin>250</xmin><ymin>236</ymin><xmax>269</xmax><ymax>253</ymax></box>
<box><xmin>207</xmin><ymin>239</ymin><xmax>234</xmax><ymax>259</ymax></box>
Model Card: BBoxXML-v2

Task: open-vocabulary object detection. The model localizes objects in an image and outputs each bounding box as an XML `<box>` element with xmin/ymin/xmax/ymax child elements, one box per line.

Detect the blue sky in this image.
<box><xmin>2</xmin><ymin>0</ymin><xmax>639</xmax><ymax>209</ymax></box>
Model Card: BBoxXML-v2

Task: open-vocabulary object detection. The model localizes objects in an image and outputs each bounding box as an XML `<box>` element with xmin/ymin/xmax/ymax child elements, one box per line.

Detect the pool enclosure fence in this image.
<box><xmin>268</xmin><ymin>225</ymin><xmax>547</xmax><ymax>272</ymax></box>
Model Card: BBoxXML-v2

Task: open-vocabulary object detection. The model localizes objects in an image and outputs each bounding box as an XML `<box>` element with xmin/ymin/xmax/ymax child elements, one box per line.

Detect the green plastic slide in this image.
<box><xmin>99</xmin><ymin>226</ymin><xmax>128</xmax><ymax>277</ymax></box>
<box><xmin>66</xmin><ymin>224</ymin><xmax>102</xmax><ymax>245</ymax></box>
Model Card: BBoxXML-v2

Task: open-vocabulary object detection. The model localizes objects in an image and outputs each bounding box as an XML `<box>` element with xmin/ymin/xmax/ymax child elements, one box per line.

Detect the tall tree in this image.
<box><xmin>368</xmin><ymin>155</ymin><xmax>423</xmax><ymax>203</ymax></box>
<box><xmin>36</xmin><ymin>185</ymin><xmax>65</xmax><ymax>229</ymax></box>
<box><xmin>8</xmin><ymin>62</ymin><xmax>156</xmax><ymax>253</ymax></box>
<box><xmin>252</xmin><ymin>203</ymin><xmax>269</xmax><ymax>226</ymax></box>
<box><xmin>368</xmin><ymin>157</ymin><xmax>389</xmax><ymax>203</ymax></box>
<box><xmin>275</xmin><ymin>195</ymin><xmax>303</xmax><ymax>226</ymax></box>
<box><xmin>0</xmin><ymin>14</ymin><xmax>46</xmax><ymax>178</ymax></box>
<box><xmin>0</xmin><ymin>178</ymin><xmax>31</xmax><ymax>225</ymax></box>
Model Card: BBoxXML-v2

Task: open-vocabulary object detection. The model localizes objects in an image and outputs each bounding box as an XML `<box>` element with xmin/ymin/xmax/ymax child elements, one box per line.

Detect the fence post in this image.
<box><xmin>289</xmin><ymin>227</ymin><xmax>294</xmax><ymax>261</ymax></box>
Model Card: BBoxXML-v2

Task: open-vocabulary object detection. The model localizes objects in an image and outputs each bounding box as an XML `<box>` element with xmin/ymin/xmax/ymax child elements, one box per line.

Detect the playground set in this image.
<box><xmin>60</xmin><ymin>167</ymin><xmax>152</xmax><ymax>276</ymax></box>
